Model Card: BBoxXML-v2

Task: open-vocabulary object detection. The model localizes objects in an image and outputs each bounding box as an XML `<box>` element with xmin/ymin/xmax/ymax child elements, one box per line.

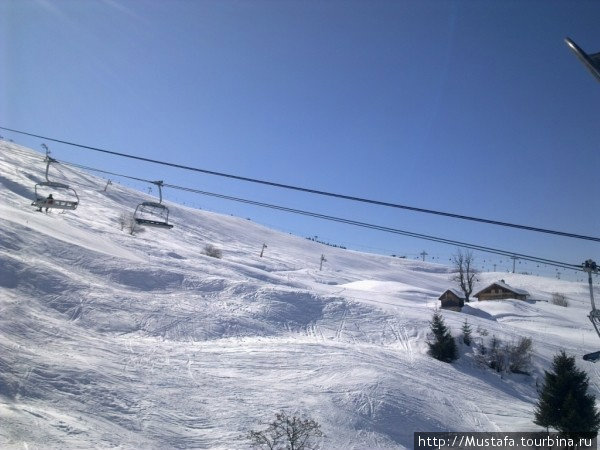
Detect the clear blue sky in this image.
<box><xmin>2</xmin><ymin>0</ymin><xmax>599</xmax><ymax>280</ymax></box>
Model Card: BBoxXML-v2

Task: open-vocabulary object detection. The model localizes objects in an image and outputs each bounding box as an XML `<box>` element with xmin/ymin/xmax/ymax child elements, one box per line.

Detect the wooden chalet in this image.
<box><xmin>439</xmin><ymin>288</ymin><xmax>466</xmax><ymax>311</ymax></box>
<box><xmin>474</xmin><ymin>280</ymin><xmax>529</xmax><ymax>301</ymax></box>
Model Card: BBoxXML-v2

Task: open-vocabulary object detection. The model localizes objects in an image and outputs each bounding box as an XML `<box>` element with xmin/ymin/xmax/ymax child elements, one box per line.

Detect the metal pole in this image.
<box><xmin>510</xmin><ymin>255</ymin><xmax>518</xmax><ymax>273</ymax></box>
<box><xmin>584</xmin><ymin>260</ymin><xmax>600</xmax><ymax>338</ymax></box>
<box><xmin>585</xmin><ymin>260</ymin><xmax>598</xmax><ymax>312</ymax></box>
<box><xmin>583</xmin><ymin>260</ymin><xmax>600</xmax><ymax>361</ymax></box>
<box><xmin>589</xmin><ymin>271</ymin><xmax>597</xmax><ymax>309</ymax></box>
<box><xmin>44</xmin><ymin>158</ymin><xmax>52</xmax><ymax>182</ymax></box>
<box><xmin>155</xmin><ymin>180</ymin><xmax>164</xmax><ymax>204</ymax></box>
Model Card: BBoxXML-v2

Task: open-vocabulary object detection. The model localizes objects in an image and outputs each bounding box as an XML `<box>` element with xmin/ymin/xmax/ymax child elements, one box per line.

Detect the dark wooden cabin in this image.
<box><xmin>439</xmin><ymin>289</ymin><xmax>465</xmax><ymax>311</ymax></box>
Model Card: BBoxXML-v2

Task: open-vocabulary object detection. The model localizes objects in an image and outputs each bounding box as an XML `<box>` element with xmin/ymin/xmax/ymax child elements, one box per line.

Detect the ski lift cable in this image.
<box><xmin>164</xmin><ymin>183</ymin><xmax>581</xmax><ymax>272</ymax></box>
<box><xmin>61</xmin><ymin>160</ymin><xmax>152</xmax><ymax>184</ymax></box>
<box><xmin>58</xmin><ymin>158</ymin><xmax>581</xmax><ymax>271</ymax></box>
<box><xmin>1</xmin><ymin>126</ymin><xmax>598</xmax><ymax>243</ymax></box>
<box><xmin>61</xmin><ymin>161</ymin><xmax>172</xmax><ymax>228</ymax></box>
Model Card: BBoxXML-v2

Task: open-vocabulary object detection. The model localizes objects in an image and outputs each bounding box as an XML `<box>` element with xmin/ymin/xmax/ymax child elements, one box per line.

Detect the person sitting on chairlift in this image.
<box><xmin>44</xmin><ymin>194</ymin><xmax>54</xmax><ymax>213</ymax></box>
<box><xmin>36</xmin><ymin>193</ymin><xmax>52</xmax><ymax>212</ymax></box>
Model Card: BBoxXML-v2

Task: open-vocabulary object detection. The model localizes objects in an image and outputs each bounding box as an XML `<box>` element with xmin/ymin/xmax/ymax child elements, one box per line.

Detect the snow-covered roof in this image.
<box><xmin>439</xmin><ymin>288</ymin><xmax>466</xmax><ymax>299</ymax></box>
<box><xmin>475</xmin><ymin>280</ymin><xmax>530</xmax><ymax>297</ymax></box>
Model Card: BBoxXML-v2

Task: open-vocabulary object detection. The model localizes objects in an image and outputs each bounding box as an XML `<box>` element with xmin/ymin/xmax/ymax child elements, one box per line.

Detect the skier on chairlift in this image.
<box><xmin>45</xmin><ymin>194</ymin><xmax>54</xmax><ymax>212</ymax></box>
<box><xmin>38</xmin><ymin>194</ymin><xmax>54</xmax><ymax>212</ymax></box>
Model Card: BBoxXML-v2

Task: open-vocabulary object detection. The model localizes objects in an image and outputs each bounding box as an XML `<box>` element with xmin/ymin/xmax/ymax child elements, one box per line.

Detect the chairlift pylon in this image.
<box><xmin>31</xmin><ymin>157</ymin><xmax>79</xmax><ymax>211</ymax></box>
<box><xmin>133</xmin><ymin>180</ymin><xmax>173</xmax><ymax>229</ymax></box>
<box><xmin>583</xmin><ymin>259</ymin><xmax>600</xmax><ymax>362</ymax></box>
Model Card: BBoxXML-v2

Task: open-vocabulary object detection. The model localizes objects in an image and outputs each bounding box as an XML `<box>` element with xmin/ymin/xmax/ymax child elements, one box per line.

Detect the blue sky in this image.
<box><xmin>2</xmin><ymin>0</ymin><xmax>599</xmax><ymax>280</ymax></box>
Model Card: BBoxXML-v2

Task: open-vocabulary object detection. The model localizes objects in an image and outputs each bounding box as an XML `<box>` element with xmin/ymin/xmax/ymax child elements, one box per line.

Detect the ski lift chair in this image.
<box><xmin>133</xmin><ymin>181</ymin><xmax>173</xmax><ymax>229</ymax></box>
<box><xmin>31</xmin><ymin>157</ymin><xmax>79</xmax><ymax>211</ymax></box>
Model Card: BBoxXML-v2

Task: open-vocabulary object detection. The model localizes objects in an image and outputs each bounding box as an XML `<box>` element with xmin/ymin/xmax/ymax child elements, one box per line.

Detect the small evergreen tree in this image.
<box><xmin>534</xmin><ymin>351</ymin><xmax>600</xmax><ymax>440</ymax></box>
<box><xmin>427</xmin><ymin>310</ymin><xmax>458</xmax><ymax>363</ymax></box>
<box><xmin>461</xmin><ymin>319</ymin><xmax>472</xmax><ymax>346</ymax></box>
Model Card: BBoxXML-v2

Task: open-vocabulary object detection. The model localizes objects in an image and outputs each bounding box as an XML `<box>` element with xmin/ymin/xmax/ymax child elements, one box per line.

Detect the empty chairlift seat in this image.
<box><xmin>133</xmin><ymin>180</ymin><xmax>174</xmax><ymax>229</ymax></box>
<box><xmin>133</xmin><ymin>201</ymin><xmax>173</xmax><ymax>228</ymax></box>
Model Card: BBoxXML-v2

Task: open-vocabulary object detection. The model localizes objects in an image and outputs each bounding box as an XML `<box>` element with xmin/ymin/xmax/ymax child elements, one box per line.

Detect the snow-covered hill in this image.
<box><xmin>1</xmin><ymin>142</ymin><xmax>599</xmax><ymax>449</ymax></box>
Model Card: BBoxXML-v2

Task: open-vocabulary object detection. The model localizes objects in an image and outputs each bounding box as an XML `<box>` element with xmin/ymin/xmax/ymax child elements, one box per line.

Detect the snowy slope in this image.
<box><xmin>1</xmin><ymin>142</ymin><xmax>599</xmax><ymax>449</ymax></box>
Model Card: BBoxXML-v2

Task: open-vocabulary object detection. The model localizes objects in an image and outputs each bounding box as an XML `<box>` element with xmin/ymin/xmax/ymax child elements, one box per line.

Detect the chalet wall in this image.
<box><xmin>439</xmin><ymin>291</ymin><xmax>464</xmax><ymax>309</ymax></box>
<box><xmin>476</xmin><ymin>288</ymin><xmax>527</xmax><ymax>301</ymax></box>
<box><xmin>442</xmin><ymin>305</ymin><xmax>462</xmax><ymax>312</ymax></box>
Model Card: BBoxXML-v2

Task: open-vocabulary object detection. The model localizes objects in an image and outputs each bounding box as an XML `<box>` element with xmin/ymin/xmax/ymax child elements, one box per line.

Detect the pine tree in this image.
<box><xmin>534</xmin><ymin>351</ymin><xmax>600</xmax><ymax>440</ymax></box>
<box><xmin>461</xmin><ymin>319</ymin><xmax>472</xmax><ymax>346</ymax></box>
<box><xmin>427</xmin><ymin>310</ymin><xmax>458</xmax><ymax>363</ymax></box>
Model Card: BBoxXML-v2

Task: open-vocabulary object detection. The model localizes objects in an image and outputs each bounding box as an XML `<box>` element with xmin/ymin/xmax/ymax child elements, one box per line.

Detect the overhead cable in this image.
<box><xmin>164</xmin><ymin>184</ymin><xmax>580</xmax><ymax>272</ymax></box>
<box><xmin>2</xmin><ymin>125</ymin><xmax>598</xmax><ymax>243</ymax></box>
<box><xmin>59</xmin><ymin>158</ymin><xmax>582</xmax><ymax>272</ymax></box>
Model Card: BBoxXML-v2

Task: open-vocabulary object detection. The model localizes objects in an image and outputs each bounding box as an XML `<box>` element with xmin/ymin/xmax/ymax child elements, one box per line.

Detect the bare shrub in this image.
<box><xmin>474</xmin><ymin>341</ymin><xmax>489</xmax><ymax>368</ymax></box>
<box><xmin>128</xmin><ymin>220</ymin><xmax>144</xmax><ymax>235</ymax></box>
<box><xmin>203</xmin><ymin>244</ymin><xmax>223</xmax><ymax>259</ymax></box>
<box><xmin>507</xmin><ymin>336</ymin><xmax>533</xmax><ymax>374</ymax></box>
<box><xmin>475</xmin><ymin>335</ymin><xmax>534</xmax><ymax>375</ymax></box>
<box><xmin>118</xmin><ymin>212</ymin><xmax>144</xmax><ymax>235</ymax></box>
<box><xmin>117</xmin><ymin>212</ymin><xmax>128</xmax><ymax>231</ymax></box>
<box><xmin>488</xmin><ymin>335</ymin><xmax>506</xmax><ymax>372</ymax></box>
<box><xmin>551</xmin><ymin>292</ymin><xmax>569</xmax><ymax>307</ymax></box>
<box><xmin>248</xmin><ymin>411</ymin><xmax>324</xmax><ymax>450</ymax></box>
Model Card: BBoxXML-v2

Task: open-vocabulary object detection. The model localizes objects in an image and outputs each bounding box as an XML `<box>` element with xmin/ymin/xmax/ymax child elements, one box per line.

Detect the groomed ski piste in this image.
<box><xmin>1</xmin><ymin>141</ymin><xmax>599</xmax><ymax>449</ymax></box>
